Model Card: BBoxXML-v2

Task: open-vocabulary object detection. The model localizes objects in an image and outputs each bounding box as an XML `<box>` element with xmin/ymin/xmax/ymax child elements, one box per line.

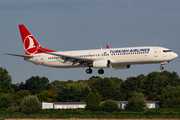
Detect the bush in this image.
<box><xmin>0</xmin><ymin>94</ymin><xmax>12</xmax><ymax>108</ymax></box>
<box><xmin>21</xmin><ymin>95</ymin><xmax>41</xmax><ymax>114</ymax></box>
<box><xmin>6</xmin><ymin>106</ymin><xmax>20</xmax><ymax>113</ymax></box>
<box><xmin>144</xmin><ymin>109</ymin><xmax>159</xmax><ymax>114</ymax></box>
<box><xmin>99</xmin><ymin>100</ymin><xmax>120</xmax><ymax>112</ymax></box>
<box><xmin>85</xmin><ymin>104</ymin><xmax>100</xmax><ymax>111</ymax></box>
<box><xmin>125</xmin><ymin>97</ymin><xmax>146</xmax><ymax>111</ymax></box>
<box><xmin>84</xmin><ymin>92</ymin><xmax>102</xmax><ymax>111</ymax></box>
<box><xmin>163</xmin><ymin>97</ymin><xmax>180</xmax><ymax>108</ymax></box>
<box><xmin>14</xmin><ymin>90</ymin><xmax>31</xmax><ymax>106</ymax></box>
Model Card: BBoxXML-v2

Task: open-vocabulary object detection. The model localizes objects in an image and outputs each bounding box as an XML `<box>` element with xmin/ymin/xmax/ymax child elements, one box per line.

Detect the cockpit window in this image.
<box><xmin>163</xmin><ymin>50</ymin><xmax>171</xmax><ymax>52</ymax></box>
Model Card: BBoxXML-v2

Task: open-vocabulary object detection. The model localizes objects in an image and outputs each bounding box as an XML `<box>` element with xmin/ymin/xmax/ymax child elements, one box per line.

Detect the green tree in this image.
<box><xmin>84</xmin><ymin>91</ymin><xmax>102</xmax><ymax>111</ymax></box>
<box><xmin>147</xmin><ymin>74</ymin><xmax>167</xmax><ymax>100</ymax></box>
<box><xmin>129</xmin><ymin>92</ymin><xmax>145</xmax><ymax>100</ymax></box>
<box><xmin>160</xmin><ymin>86</ymin><xmax>180</xmax><ymax>108</ymax></box>
<box><xmin>136</xmin><ymin>74</ymin><xmax>146</xmax><ymax>93</ymax></box>
<box><xmin>81</xmin><ymin>86</ymin><xmax>90</xmax><ymax>101</ymax></box>
<box><xmin>36</xmin><ymin>91</ymin><xmax>58</xmax><ymax>102</ymax></box>
<box><xmin>141</xmin><ymin>72</ymin><xmax>168</xmax><ymax>100</ymax></box>
<box><xmin>67</xmin><ymin>81</ymin><xmax>91</xmax><ymax>93</ymax></box>
<box><xmin>0</xmin><ymin>93</ymin><xmax>12</xmax><ymax>108</ymax></box>
<box><xmin>141</xmin><ymin>72</ymin><xmax>158</xmax><ymax>97</ymax></box>
<box><xmin>125</xmin><ymin>97</ymin><xmax>146</xmax><ymax>111</ymax></box>
<box><xmin>21</xmin><ymin>95</ymin><xmax>40</xmax><ymax>114</ymax></box>
<box><xmin>0</xmin><ymin>67</ymin><xmax>13</xmax><ymax>93</ymax></box>
<box><xmin>22</xmin><ymin>76</ymin><xmax>51</xmax><ymax>94</ymax></box>
<box><xmin>120</xmin><ymin>77</ymin><xmax>139</xmax><ymax>100</ymax></box>
<box><xmin>110</xmin><ymin>77</ymin><xmax>123</xmax><ymax>84</ymax></box>
<box><xmin>91</xmin><ymin>78</ymin><xmax>120</xmax><ymax>100</ymax></box>
<box><xmin>49</xmin><ymin>80</ymin><xmax>73</xmax><ymax>92</ymax></box>
<box><xmin>87</xmin><ymin>76</ymin><xmax>100</xmax><ymax>89</ymax></box>
<box><xmin>88</xmin><ymin>76</ymin><xmax>100</xmax><ymax>80</ymax></box>
<box><xmin>0</xmin><ymin>84</ymin><xmax>2</xmax><ymax>92</ymax></box>
<box><xmin>11</xmin><ymin>84</ymin><xmax>19</xmax><ymax>93</ymax></box>
<box><xmin>148</xmin><ymin>92</ymin><xmax>159</xmax><ymax>101</ymax></box>
<box><xmin>13</xmin><ymin>90</ymin><xmax>31</xmax><ymax>106</ymax></box>
<box><xmin>161</xmin><ymin>71</ymin><xmax>180</xmax><ymax>86</ymax></box>
<box><xmin>153</xmin><ymin>74</ymin><xmax>168</xmax><ymax>94</ymax></box>
<box><xmin>56</xmin><ymin>86</ymin><xmax>89</xmax><ymax>102</ymax></box>
<box><xmin>164</xmin><ymin>97</ymin><xmax>180</xmax><ymax>108</ymax></box>
<box><xmin>99</xmin><ymin>100</ymin><xmax>119</xmax><ymax>112</ymax></box>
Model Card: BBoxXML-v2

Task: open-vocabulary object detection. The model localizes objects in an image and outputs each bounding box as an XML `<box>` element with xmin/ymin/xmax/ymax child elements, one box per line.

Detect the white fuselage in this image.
<box><xmin>5</xmin><ymin>24</ymin><xmax>178</xmax><ymax>74</ymax></box>
<box><xmin>25</xmin><ymin>46</ymin><xmax>178</xmax><ymax>69</ymax></box>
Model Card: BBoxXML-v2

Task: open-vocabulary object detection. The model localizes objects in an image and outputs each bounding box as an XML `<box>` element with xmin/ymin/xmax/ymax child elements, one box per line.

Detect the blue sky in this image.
<box><xmin>1</xmin><ymin>0</ymin><xmax>180</xmax><ymax>84</ymax></box>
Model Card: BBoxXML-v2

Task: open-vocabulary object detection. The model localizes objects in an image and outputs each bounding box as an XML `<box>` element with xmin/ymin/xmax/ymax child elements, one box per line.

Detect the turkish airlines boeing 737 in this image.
<box><xmin>5</xmin><ymin>24</ymin><xmax>178</xmax><ymax>74</ymax></box>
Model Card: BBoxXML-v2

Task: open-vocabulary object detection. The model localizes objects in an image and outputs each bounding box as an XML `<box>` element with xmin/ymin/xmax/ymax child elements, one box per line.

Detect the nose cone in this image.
<box><xmin>171</xmin><ymin>52</ymin><xmax>178</xmax><ymax>60</ymax></box>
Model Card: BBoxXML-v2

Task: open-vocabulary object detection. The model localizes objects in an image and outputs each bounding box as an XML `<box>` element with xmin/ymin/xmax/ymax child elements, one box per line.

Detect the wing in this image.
<box><xmin>4</xmin><ymin>53</ymin><xmax>33</xmax><ymax>58</ymax></box>
<box><xmin>42</xmin><ymin>51</ymin><xmax>94</xmax><ymax>66</ymax></box>
<box><xmin>33</xmin><ymin>40</ymin><xmax>94</xmax><ymax>66</ymax></box>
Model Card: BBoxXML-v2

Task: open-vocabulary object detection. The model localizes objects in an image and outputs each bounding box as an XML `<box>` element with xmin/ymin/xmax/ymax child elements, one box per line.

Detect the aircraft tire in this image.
<box><xmin>160</xmin><ymin>66</ymin><xmax>164</xmax><ymax>70</ymax></box>
<box><xmin>98</xmin><ymin>69</ymin><xmax>104</xmax><ymax>74</ymax></box>
<box><xmin>86</xmin><ymin>69</ymin><xmax>92</xmax><ymax>74</ymax></box>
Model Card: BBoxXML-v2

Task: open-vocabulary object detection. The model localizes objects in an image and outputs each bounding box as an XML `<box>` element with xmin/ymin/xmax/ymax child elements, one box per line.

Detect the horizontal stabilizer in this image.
<box><xmin>4</xmin><ymin>53</ymin><xmax>33</xmax><ymax>58</ymax></box>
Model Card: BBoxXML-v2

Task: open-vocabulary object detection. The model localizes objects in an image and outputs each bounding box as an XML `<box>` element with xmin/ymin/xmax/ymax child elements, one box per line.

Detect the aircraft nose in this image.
<box><xmin>171</xmin><ymin>52</ymin><xmax>178</xmax><ymax>60</ymax></box>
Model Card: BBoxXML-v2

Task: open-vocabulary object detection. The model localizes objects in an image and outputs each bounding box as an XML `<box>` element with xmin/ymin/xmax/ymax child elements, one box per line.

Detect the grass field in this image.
<box><xmin>1</xmin><ymin>108</ymin><xmax>180</xmax><ymax>119</ymax></box>
<box><xmin>4</xmin><ymin>118</ymin><xmax>180</xmax><ymax>120</ymax></box>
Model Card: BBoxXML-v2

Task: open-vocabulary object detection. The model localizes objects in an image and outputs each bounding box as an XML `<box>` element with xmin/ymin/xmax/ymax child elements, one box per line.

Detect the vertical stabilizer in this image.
<box><xmin>19</xmin><ymin>24</ymin><xmax>55</xmax><ymax>55</ymax></box>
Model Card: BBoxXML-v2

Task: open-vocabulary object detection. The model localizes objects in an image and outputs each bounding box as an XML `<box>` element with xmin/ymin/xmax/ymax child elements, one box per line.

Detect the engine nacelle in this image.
<box><xmin>93</xmin><ymin>60</ymin><xmax>110</xmax><ymax>69</ymax></box>
<box><xmin>112</xmin><ymin>65</ymin><xmax>130</xmax><ymax>70</ymax></box>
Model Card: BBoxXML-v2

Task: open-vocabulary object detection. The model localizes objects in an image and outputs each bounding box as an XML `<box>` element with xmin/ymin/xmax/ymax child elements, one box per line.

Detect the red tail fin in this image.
<box><xmin>19</xmin><ymin>24</ymin><xmax>55</xmax><ymax>55</ymax></box>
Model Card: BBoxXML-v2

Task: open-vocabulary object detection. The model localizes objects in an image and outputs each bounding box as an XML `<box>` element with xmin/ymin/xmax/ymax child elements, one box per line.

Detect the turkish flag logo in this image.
<box><xmin>23</xmin><ymin>35</ymin><xmax>38</xmax><ymax>54</ymax></box>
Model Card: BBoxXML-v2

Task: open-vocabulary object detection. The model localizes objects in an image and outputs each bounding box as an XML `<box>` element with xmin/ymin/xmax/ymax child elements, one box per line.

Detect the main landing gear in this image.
<box><xmin>86</xmin><ymin>68</ymin><xmax>104</xmax><ymax>74</ymax></box>
<box><xmin>86</xmin><ymin>68</ymin><xmax>92</xmax><ymax>74</ymax></box>
<box><xmin>98</xmin><ymin>69</ymin><xmax>104</xmax><ymax>74</ymax></box>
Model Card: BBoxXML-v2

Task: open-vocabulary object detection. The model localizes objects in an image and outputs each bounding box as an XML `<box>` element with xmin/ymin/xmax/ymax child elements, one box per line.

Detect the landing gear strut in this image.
<box><xmin>160</xmin><ymin>65</ymin><xmax>164</xmax><ymax>70</ymax></box>
<box><xmin>86</xmin><ymin>68</ymin><xmax>92</xmax><ymax>74</ymax></box>
<box><xmin>98</xmin><ymin>69</ymin><xmax>104</xmax><ymax>74</ymax></box>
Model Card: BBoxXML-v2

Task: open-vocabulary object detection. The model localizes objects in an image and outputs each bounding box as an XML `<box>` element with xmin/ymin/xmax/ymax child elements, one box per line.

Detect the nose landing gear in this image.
<box><xmin>160</xmin><ymin>65</ymin><xmax>164</xmax><ymax>70</ymax></box>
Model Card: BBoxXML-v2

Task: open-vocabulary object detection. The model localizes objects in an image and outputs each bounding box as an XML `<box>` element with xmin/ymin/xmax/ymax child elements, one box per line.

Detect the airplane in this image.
<box><xmin>5</xmin><ymin>24</ymin><xmax>178</xmax><ymax>74</ymax></box>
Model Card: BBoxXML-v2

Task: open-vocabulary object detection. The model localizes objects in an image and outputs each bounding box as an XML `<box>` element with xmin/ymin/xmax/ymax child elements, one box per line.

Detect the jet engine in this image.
<box><xmin>93</xmin><ymin>60</ymin><xmax>110</xmax><ymax>69</ymax></box>
<box><xmin>112</xmin><ymin>65</ymin><xmax>130</xmax><ymax>69</ymax></box>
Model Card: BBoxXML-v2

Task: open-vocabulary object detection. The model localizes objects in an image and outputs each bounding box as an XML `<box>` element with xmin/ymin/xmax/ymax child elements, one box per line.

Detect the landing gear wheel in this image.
<box><xmin>160</xmin><ymin>66</ymin><xmax>164</xmax><ymax>70</ymax></box>
<box><xmin>86</xmin><ymin>68</ymin><xmax>92</xmax><ymax>74</ymax></box>
<box><xmin>98</xmin><ymin>69</ymin><xmax>104</xmax><ymax>74</ymax></box>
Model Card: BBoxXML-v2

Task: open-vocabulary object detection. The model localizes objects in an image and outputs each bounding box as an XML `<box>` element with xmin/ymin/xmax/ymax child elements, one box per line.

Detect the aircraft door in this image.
<box><xmin>154</xmin><ymin>49</ymin><xmax>158</xmax><ymax>57</ymax></box>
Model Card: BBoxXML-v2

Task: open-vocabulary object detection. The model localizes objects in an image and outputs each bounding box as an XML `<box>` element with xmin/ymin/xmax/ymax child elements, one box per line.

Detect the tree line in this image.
<box><xmin>1</xmin><ymin>67</ymin><xmax>180</xmax><ymax>112</ymax></box>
